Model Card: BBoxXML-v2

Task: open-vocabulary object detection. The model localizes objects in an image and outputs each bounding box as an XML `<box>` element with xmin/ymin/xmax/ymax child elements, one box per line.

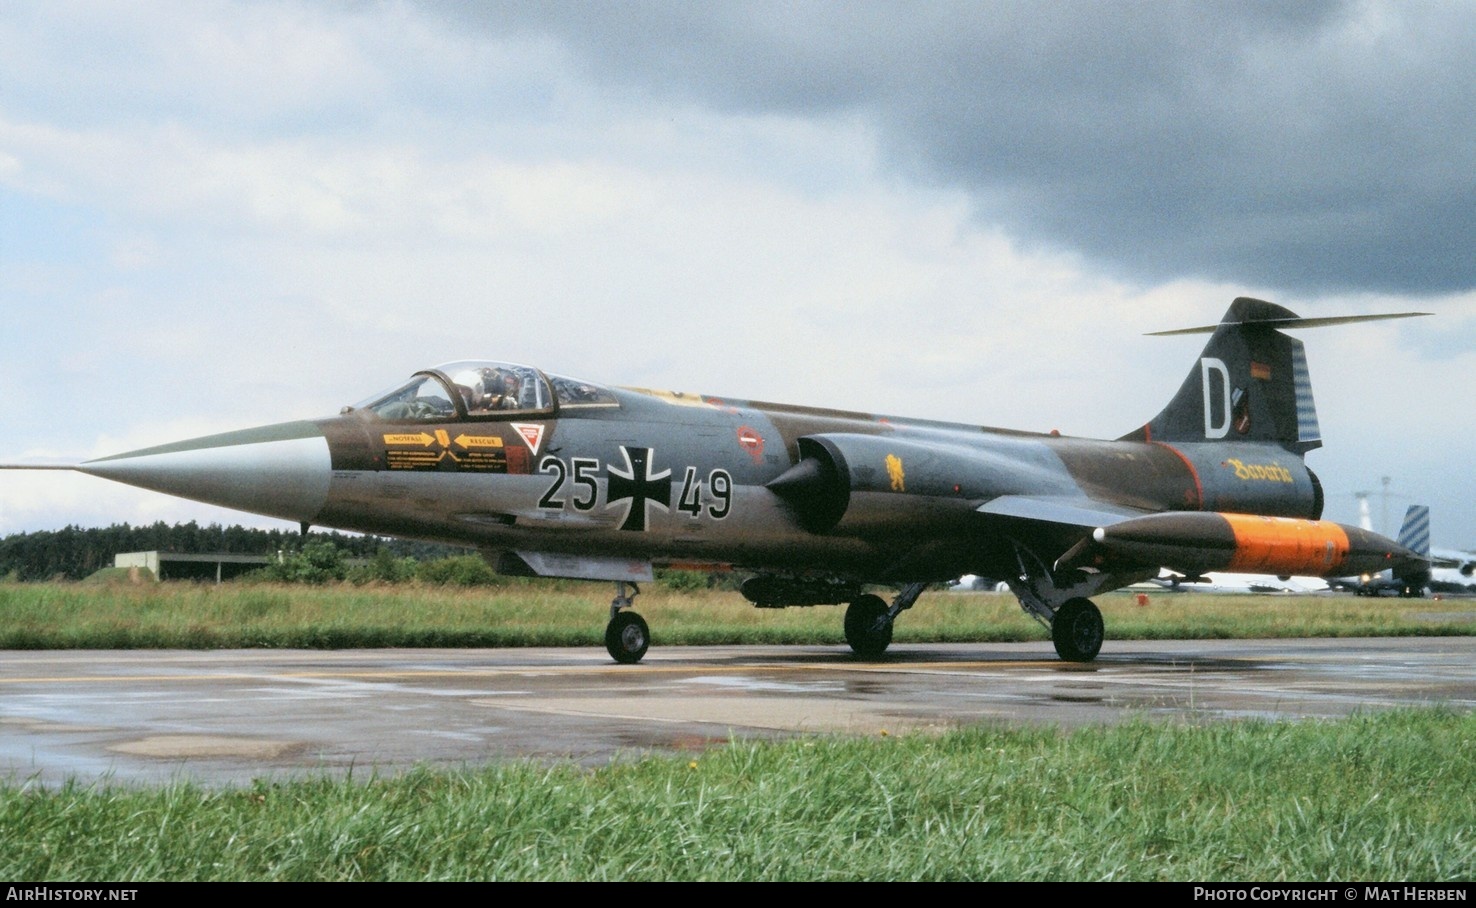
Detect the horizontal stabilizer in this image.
<box><xmin>1149</xmin><ymin>303</ymin><xmax>1430</xmax><ymax>336</ymax></box>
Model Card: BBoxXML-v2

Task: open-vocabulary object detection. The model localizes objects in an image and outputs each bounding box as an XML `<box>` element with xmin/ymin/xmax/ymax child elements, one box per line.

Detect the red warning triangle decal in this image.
<box><xmin>511</xmin><ymin>423</ymin><xmax>544</xmax><ymax>455</ymax></box>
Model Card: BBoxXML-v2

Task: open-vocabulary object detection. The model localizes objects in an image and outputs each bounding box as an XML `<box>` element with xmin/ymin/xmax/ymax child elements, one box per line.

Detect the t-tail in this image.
<box><xmin>1122</xmin><ymin>297</ymin><xmax>1428</xmax><ymax>454</ymax></box>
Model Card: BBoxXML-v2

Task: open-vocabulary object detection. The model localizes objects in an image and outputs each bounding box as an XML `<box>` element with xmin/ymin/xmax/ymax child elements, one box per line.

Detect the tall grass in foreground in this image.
<box><xmin>3</xmin><ymin>710</ymin><xmax>1471</xmax><ymax>881</ymax></box>
<box><xmin>0</xmin><ymin>581</ymin><xmax>1472</xmax><ymax>649</ymax></box>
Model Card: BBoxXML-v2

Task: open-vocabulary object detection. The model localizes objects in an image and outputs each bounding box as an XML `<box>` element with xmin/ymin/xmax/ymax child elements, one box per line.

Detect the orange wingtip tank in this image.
<box><xmin>1059</xmin><ymin>511</ymin><xmax>1418</xmax><ymax>578</ymax></box>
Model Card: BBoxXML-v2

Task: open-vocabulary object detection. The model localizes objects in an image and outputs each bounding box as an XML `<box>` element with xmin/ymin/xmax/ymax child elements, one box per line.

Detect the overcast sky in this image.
<box><xmin>2</xmin><ymin>0</ymin><xmax>1472</xmax><ymax>547</ymax></box>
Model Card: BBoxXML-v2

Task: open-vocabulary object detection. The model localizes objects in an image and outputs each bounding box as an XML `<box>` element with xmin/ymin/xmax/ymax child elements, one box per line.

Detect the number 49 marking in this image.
<box><xmin>677</xmin><ymin>466</ymin><xmax>732</xmax><ymax>519</ymax></box>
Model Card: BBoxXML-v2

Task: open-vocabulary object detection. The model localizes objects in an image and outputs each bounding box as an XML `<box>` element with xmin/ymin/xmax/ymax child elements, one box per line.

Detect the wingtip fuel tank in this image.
<box><xmin>1056</xmin><ymin>511</ymin><xmax>1423</xmax><ymax>579</ymax></box>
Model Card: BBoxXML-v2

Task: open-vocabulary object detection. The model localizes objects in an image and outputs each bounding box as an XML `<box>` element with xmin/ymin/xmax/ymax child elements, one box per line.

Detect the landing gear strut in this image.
<box><xmin>1005</xmin><ymin>541</ymin><xmax>1136</xmax><ymax>663</ymax></box>
<box><xmin>605</xmin><ymin>581</ymin><xmax>650</xmax><ymax>664</ymax></box>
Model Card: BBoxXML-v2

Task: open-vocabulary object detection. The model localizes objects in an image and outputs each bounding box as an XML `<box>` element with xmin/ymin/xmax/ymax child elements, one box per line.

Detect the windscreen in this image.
<box><xmin>353</xmin><ymin>362</ymin><xmax>574</xmax><ymax>420</ymax></box>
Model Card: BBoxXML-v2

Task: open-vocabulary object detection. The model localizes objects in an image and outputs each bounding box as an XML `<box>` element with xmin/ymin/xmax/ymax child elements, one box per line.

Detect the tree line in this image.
<box><xmin>0</xmin><ymin>521</ymin><xmax>463</xmax><ymax>582</ymax></box>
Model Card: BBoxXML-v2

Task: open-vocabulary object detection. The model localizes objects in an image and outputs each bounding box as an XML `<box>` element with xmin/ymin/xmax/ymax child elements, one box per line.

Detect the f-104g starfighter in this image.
<box><xmin>5</xmin><ymin>298</ymin><xmax>1430</xmax><ymax>664</ymax></box>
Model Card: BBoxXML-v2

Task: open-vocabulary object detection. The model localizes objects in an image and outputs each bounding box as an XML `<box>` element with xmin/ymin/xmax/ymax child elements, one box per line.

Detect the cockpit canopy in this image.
<box><xmin>354</xmin><ymin>361</ymin><xmax>617</xmax><ymax>421</ymax></box>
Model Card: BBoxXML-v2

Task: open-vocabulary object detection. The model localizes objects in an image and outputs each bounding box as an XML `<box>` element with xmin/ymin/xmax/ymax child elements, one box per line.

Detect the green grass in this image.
<box><xmin>4</xmin><ymin>580</ymin><xmax>1472</xmax><ymax>881</ymax></box>
<box><xmin>0</xmin><ymin>580</ymin><xmax>1472</xmax><ymax>650</ymax></box>
<box><xmin>3</xmin><ymin>710</ymin><xmax>1472</xmax><ymax>881</ymax></box>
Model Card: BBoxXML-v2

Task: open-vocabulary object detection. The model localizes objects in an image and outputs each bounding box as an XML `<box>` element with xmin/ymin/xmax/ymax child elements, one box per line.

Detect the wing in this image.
<box><xmin>975</xmin><ymin>495</ymin><xmax>1151</xmax><ymax>530</ymax></box>
<box><xmin>971</xmin><ymin>495</ymin><xmax>1152</xmax><ymax>571</ymax></box>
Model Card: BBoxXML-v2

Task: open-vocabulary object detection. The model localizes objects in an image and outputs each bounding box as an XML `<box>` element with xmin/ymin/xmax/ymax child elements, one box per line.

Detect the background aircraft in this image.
<box><xmin>1429</xmin><ymin>549</ymin><xmax>1476</xmax><ymax>593</ymax></box>
<box><xmin>1</xmin><ymin>298</ymin><xmax>1429</xmax><ymax>663</ymax></box>
<box><xmin>1339</xmin><ymin>503</ymin><xmax>1474</xmax><ymax>596</ymax></box>
<box><xmin>1150</xmin><ymin>572</ymin><xmax>1331</xmax><ymax>595</ymax></box>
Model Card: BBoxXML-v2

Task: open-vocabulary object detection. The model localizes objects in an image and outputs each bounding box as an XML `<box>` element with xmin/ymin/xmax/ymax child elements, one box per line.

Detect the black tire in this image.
<box><xmin>844</xmin><ymin>594</ymin><xmax>893</xmax><ymax>659</ymax></box>
<box><xmin>1052</xmin><ymin>597</ymin><xmax>1103</xmax><ymax>662</ymax></box>
<box><xmin>605</xmin><ymin>611</ymin><xmax>650</xmax><ymax>664</ymax></box>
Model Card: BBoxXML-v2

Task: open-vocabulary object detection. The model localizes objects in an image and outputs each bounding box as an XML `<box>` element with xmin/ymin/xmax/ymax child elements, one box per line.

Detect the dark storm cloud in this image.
<box><xmin>420</xmin><ymin>0</ymin><xmax>1476</xmax><ymax>296</ymax></box>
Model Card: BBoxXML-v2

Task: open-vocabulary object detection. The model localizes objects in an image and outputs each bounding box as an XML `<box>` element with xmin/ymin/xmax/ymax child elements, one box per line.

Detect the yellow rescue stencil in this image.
<box><xmin>454</xmin><ymin>435</ymin><xmax>504</xmax><ymax>449</ymax></box>
<box><xmin>382</xmin><ymin>433</ymin><xmax>436</xmax><ymax>446</ymax></box>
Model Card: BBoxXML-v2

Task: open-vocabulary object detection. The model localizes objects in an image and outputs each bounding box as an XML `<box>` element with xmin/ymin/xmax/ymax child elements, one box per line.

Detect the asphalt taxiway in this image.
<box><xmin>3</xmin><ymin>637</ymin><xmax>1474</xmax><ymax>787</ymax></box>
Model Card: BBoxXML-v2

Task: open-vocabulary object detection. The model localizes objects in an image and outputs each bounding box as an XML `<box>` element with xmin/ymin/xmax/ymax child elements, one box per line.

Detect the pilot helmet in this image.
<box><xmin>450</xmin><ymin>369</ymin><xmax>486</xmax><ymax>395</ymax></box>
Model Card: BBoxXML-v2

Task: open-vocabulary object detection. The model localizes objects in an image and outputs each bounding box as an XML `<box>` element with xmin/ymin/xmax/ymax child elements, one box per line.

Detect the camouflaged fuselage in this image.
<box><xmin>296</xmin><ymin>386</ymin><xmax>1321</xmax><ymax>583</ymax></box>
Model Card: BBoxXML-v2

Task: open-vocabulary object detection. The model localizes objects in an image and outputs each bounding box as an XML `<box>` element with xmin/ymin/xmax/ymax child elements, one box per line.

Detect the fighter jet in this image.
<box><xmin>1</xmin><ymin>298</ymin><xmax>1431</xmax><ymax>663</ymax></box>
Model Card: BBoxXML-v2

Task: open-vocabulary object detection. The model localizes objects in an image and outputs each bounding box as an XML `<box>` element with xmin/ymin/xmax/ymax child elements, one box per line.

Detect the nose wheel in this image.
<box><xmin>605</xmin><ymin>581</ymin><xmax>650</xmax><ymax>664</ymax></box>
<box><xmin>605</xmin><ymin>611</ymin><xmax>650</xmax><ymax>664</ymax></box>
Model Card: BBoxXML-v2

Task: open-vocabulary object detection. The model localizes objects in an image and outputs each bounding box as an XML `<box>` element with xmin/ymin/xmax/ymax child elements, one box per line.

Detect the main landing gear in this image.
<box><xmin>1006</xmin><ymin>543</ymin><xmax>1120</xmax><ymax>663</ymax></box>
<box><xmin>843</xmin><ymin>594</ymin><xmax>891</xmax><ymax>658</ymax></box>
<box><xmin>1015</xmin><ymin>585</ymin><xmax>1106</xmax><ymax>664</ymax></box>
<box><xmin>605</xmin><ymin>581</ymin><xmax>650</xmax><ymax>664</ymax></box>
<box><xmin>843</xmin><ymin>582</ymin><xmax>927</xmax><ymax>659</ymax></box>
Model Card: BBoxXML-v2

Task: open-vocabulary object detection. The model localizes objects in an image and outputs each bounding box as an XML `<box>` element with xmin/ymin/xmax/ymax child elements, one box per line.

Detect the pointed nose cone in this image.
<box><xmin>77</xmin><ymin>421</ymin><xmax>332</xmax><ymax>524</ymax></box>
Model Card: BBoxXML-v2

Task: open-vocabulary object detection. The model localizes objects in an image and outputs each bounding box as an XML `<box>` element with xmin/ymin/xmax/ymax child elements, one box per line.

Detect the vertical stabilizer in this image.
<box><xmin>1123</xmin><ymin>298</ymin><xmax>1321</xmax><ymax>454</ymax></box>
<box><xmin>1397</xmin><ymin>505</ymin><xmax>1431</xmax><ymax>559</ymax></box>
<box><xmin>1394</xmin><ymin>504</ymin><xmax>1433</xmax><ymax>592</ymax></box>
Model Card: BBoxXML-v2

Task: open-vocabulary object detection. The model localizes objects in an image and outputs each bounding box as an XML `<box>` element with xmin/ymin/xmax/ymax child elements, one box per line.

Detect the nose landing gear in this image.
<box><xmin>605</xmin><ymin>581</ymin><xmax>650</xmax><ymax>664</ymax></box>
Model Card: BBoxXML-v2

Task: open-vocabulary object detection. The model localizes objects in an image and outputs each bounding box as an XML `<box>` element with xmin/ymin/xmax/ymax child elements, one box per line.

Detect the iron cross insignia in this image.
<box><xmin>606</xmin><ymin>446</ymin><xmax>673</xmax><ymax>531</ymax></box>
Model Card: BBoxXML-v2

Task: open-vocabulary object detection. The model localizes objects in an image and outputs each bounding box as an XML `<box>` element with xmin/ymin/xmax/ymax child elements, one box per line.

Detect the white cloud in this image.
<box><xmin>1</xmin><ymin>0</ymin><xmax>1471</xmax><ymax>551</ymax></box>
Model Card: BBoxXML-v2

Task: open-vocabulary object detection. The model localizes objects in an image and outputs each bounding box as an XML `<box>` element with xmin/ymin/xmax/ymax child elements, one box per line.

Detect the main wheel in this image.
<box><xmin>844</xmin><ymin>594</ymin><xmax>893</xmax><ymax>659</ymax></box>
<box><xmin>1051</xmin><ymin>597</ymin><xmax>1103</xmax><ymax>662</ymax></box>
<box><xmin>605</xmin><ymin>611</ymin><xmax>650</xmax><ymax>664</ymax></box>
